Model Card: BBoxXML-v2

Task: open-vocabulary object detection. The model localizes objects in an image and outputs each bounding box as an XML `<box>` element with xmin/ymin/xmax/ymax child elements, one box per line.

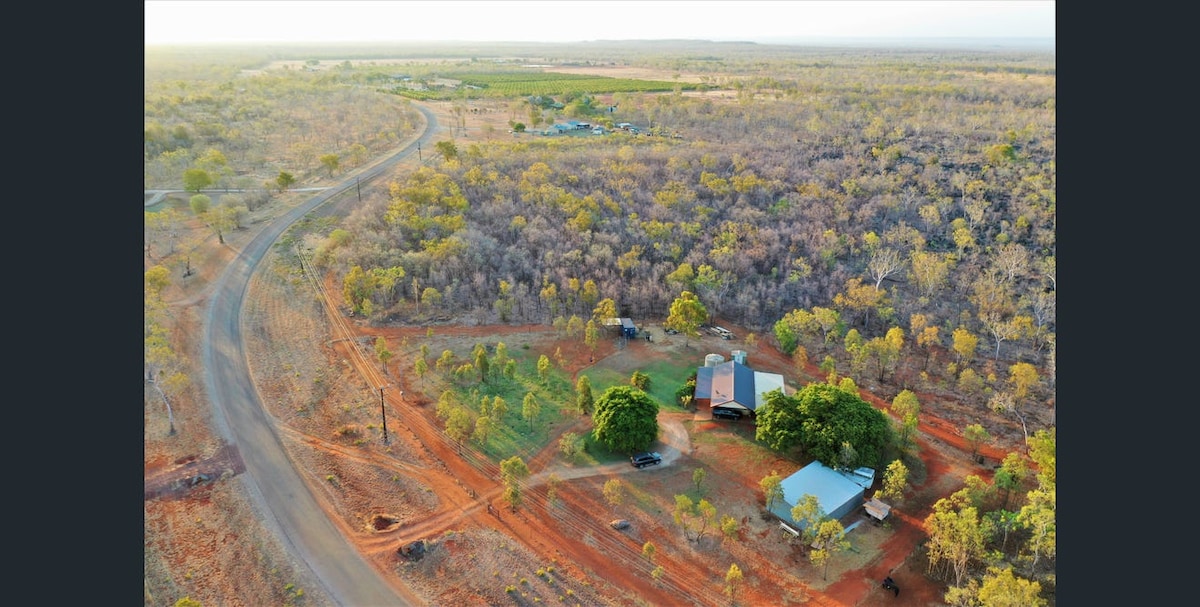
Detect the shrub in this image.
<box><xmin>630</xmin><ymin>371</ymin><xmax>651</xmax><ymax>390</ymax></box>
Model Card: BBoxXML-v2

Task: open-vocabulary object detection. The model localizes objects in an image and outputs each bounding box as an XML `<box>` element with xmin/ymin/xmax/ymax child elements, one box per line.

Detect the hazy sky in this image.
<box><xmin>144</xmin><ymin>1</ymin><xmax>1055</xmax><ymax>45</ymax></box>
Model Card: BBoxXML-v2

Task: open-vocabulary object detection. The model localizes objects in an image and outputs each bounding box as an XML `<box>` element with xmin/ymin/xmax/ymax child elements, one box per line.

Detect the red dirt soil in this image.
<box><xmin>145</xmin><ymin>98</ymin><xmax>1023</xmax><ymax>606</ymax></box>
<box><xmin>331</xmin><ymin>310</ymin><xmax>1000</xmax><ymax>606</ymax></box>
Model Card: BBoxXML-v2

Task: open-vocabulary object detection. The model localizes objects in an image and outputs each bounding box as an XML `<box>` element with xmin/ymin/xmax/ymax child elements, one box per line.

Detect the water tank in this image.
<box><xmin>731</xmin><ymin>350</ymin><xmax>747</xmax><ymax>364</ymax></box>
<box><xmin>704</xmin><ymin>353</ymin><xmax>725</xmax><ymax>367</ymax></box>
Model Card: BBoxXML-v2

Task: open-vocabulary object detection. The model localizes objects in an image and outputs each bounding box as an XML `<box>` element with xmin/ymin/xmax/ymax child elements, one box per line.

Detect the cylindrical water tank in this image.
<box><xmin>704</xmin><ymin>353</ymin><xmax>725</xmax><ymax>367</ymax></box>
<box><xmin>731</xmin><ymin>350</ymin><xmax>747</xmax><ymax>364</ymax></box>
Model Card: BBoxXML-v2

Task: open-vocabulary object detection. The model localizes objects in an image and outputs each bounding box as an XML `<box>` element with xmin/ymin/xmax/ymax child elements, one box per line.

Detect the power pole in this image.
<box><xmin>379</xmin><ymin>386</ymin><xmax>389</xmax><ymax>445</ymax></box>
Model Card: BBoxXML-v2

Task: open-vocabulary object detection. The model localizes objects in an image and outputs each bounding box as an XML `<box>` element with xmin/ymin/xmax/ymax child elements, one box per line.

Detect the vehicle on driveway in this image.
<box><xmin>712</xmin><ymin>408</ymin><xmax>743</xmax><ymax>420</ymax></box>
<box><xmin>630</xmin><ymin>452</ymin><xmax>662</xmax><ymax>468</ymax></box>
<box><xmin>712</xmin><ymin>326</ymin><xmax>734</xmax><ymax>339</ymax></box>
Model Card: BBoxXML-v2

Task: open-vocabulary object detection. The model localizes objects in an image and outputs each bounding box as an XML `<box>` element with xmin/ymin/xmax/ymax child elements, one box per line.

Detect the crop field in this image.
<box><xmin>388</xmin><ymin>70</ymin><xmax>698</xmax><ymax>100</ymax></box>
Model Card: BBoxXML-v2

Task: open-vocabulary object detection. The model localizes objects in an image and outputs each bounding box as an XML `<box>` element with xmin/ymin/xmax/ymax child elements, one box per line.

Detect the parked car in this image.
<box><xmin>665</xmin><ymin>328</ymin><xmax>679</xmax><ymax>334</ymax></box>
<box><xmin>630</xmin><ymin>452</ymin><xmax>662</xmax><ymax>468</ymax></box>
<box><xmin>610</xmin><ymin>519</ymin><xmax>631</xmax><ymax>530</ymax></box>
<box><xmin>712</xmin><ymin>408</ymin><xmax>743</xmax><ymax>421</ymax></box>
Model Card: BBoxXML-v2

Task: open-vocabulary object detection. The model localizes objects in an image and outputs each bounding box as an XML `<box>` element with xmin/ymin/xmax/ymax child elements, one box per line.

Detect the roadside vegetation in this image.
<box><xmin>147</xmin><ymin>40</ymin><xmax>1055</xmax><ymax>606</ymax></box>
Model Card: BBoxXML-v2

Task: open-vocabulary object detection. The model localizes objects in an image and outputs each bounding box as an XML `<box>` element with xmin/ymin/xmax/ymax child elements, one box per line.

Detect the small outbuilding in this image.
<box><xmin>602</xmin><ymin>317</ymin><xmax>638</xmax><ymax>338</ymax></box>
<box><xmin>620</xmin><ymin>318</ymin><xmax>636</xmax><ymax>337</ymax></box>
<box><xmin>864</xmin><ymin>496</ymin><xmax>893</xmax><ymax>522</ymax></box>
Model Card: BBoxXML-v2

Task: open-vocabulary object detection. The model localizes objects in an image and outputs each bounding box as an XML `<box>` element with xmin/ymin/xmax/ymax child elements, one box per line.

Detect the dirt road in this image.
<box><xmin>193</xmin><ymin>104</ymin><xmax>442</xmax><ymax>606</ymax></box>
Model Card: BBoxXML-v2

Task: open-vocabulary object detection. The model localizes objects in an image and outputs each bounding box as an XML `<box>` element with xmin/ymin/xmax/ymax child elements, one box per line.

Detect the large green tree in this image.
<box><xmin>754</xmin><ymin>390</ymin><xmax>806</xmax><ymax>452</ymax></box>
<box><xmin>665</xmin><ymin>290</ymin><xmax>707</xmax><ymax>346</ymax></box>
<box><xmin>182</xmin><ymin>168</ymin><xmax>212</xmax><ymax>192</ymax></box>
<box><xmin>755</xmin><ymin>381</ymin><xmax>893</xmax><ymax>468</ymax></box>
<box><xmin>592</xmin><ymin>385</ymin><xmax>659</xmax><ymax>453</ymax></box>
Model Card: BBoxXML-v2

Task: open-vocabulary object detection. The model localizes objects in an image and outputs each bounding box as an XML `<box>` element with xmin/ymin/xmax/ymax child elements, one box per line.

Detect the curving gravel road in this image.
<box><xmin>200</xmin><ymin>105</ymin><xmax>440</xmax><ymax>606</ymax></box>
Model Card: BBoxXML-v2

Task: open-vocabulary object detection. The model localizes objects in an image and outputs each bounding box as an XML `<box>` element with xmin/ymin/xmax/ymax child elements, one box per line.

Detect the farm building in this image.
<box><xmin>692</xmin><ymin>358</ymin><xmax>786</xmax><ymax>417</ymax></box>
<box><xmin>620</xmin><ymin>318</ymin><xmax>636</xmax><ymax>337</ymax></box>
<box><xmin>770</xmin><ymin>461</ymin><xmax>876</xmax><ymax>530</ymax></box>
<box><xmin>601</xmin><ymin>317</ymin><xmax>638</xmax><ymax>338</ymax></box>
<box><xmin>863</xmin><ymin>496</ymin><xmax>893</xmax><ymax>522</ymax></box>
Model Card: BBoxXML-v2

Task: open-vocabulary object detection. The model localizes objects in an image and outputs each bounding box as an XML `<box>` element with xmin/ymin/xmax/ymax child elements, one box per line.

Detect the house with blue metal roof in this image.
<box><xmin>693</xmin><ymin>358</ymin><xmax>786</xmax><ymax>418</ymax></box>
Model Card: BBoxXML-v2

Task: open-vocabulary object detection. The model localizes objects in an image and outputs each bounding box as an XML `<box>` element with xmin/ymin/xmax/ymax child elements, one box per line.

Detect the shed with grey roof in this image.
<box><xmin>770</xmin><ymin>460</ymin><xmax>876</xmax><ymax>529</ymax></box>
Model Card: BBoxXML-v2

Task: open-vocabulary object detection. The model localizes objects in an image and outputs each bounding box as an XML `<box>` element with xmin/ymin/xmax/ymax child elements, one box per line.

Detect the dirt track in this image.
<box><xmin>145</xmin><ymin>98</ymin><xmax>1018</xmax><ymax>607</ymax></box>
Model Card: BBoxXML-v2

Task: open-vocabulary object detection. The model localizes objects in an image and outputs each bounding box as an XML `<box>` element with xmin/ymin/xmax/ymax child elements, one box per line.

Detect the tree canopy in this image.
<box><xmin>755</xmin><ymin>381</ymin><xmax>893</xmax><ymax>468</ymax></box>
<box><xmin>182</xmin><ymin>168</ymin><xmax>211</xmax><ymax>192</ymax></box>
<box><xmin>591</xmin><ymin>385</ymin><xmax>659</xmax><ymax>453</ymax></box>
<box><xmin>665</xmin><ymin>290</ymin><xmax>708</xmax><ymax>343</ymax></box>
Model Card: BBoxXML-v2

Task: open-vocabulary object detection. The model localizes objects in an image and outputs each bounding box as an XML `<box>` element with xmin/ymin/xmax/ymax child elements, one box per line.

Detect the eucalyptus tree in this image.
<box><xmin>665</xmin><ymin>290</ymin><xmax>707</xmax><ymax>347</ymax></box>
<box><xmin>810</xmin><ymin>519</ymin><xmax>849</xmax><ymax>580</ymax></box>
<box><xmin>759</xmin><ymin>471</ymin><xmax>784</xmax><ymax>511</ymax></box>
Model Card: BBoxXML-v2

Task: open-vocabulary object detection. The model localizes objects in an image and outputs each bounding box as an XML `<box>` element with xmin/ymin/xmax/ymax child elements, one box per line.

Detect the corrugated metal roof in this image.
<box><xmin>771</xmin><ymin>461</ymin><xmax>870</xmax><ymax>529</ymax></box>
<box><xmin>694</xmin><ymin>360</ymin><xmax>782</xmax><ymax>412</ymax></box>
<box><xmin>708</xmin><ymin>360</ymin><xmax>757</xmax><ymax>410</ymax></box>
<box><xmin>695</xmin><ymin>366</ymin><xmax>713</xmax><ymax>401</ymax></box>
<box><xmin>753</xmin><ymin>371</ymin><xmax>785</xmax><ymax>409</ymax></box>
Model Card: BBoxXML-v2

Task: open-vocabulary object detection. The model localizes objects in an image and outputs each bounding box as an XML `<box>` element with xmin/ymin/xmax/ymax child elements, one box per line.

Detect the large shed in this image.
<box><xmin>770</xmin><ymin>461</ymin><xmax>876</xmax><ymax>529</ymax></box>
